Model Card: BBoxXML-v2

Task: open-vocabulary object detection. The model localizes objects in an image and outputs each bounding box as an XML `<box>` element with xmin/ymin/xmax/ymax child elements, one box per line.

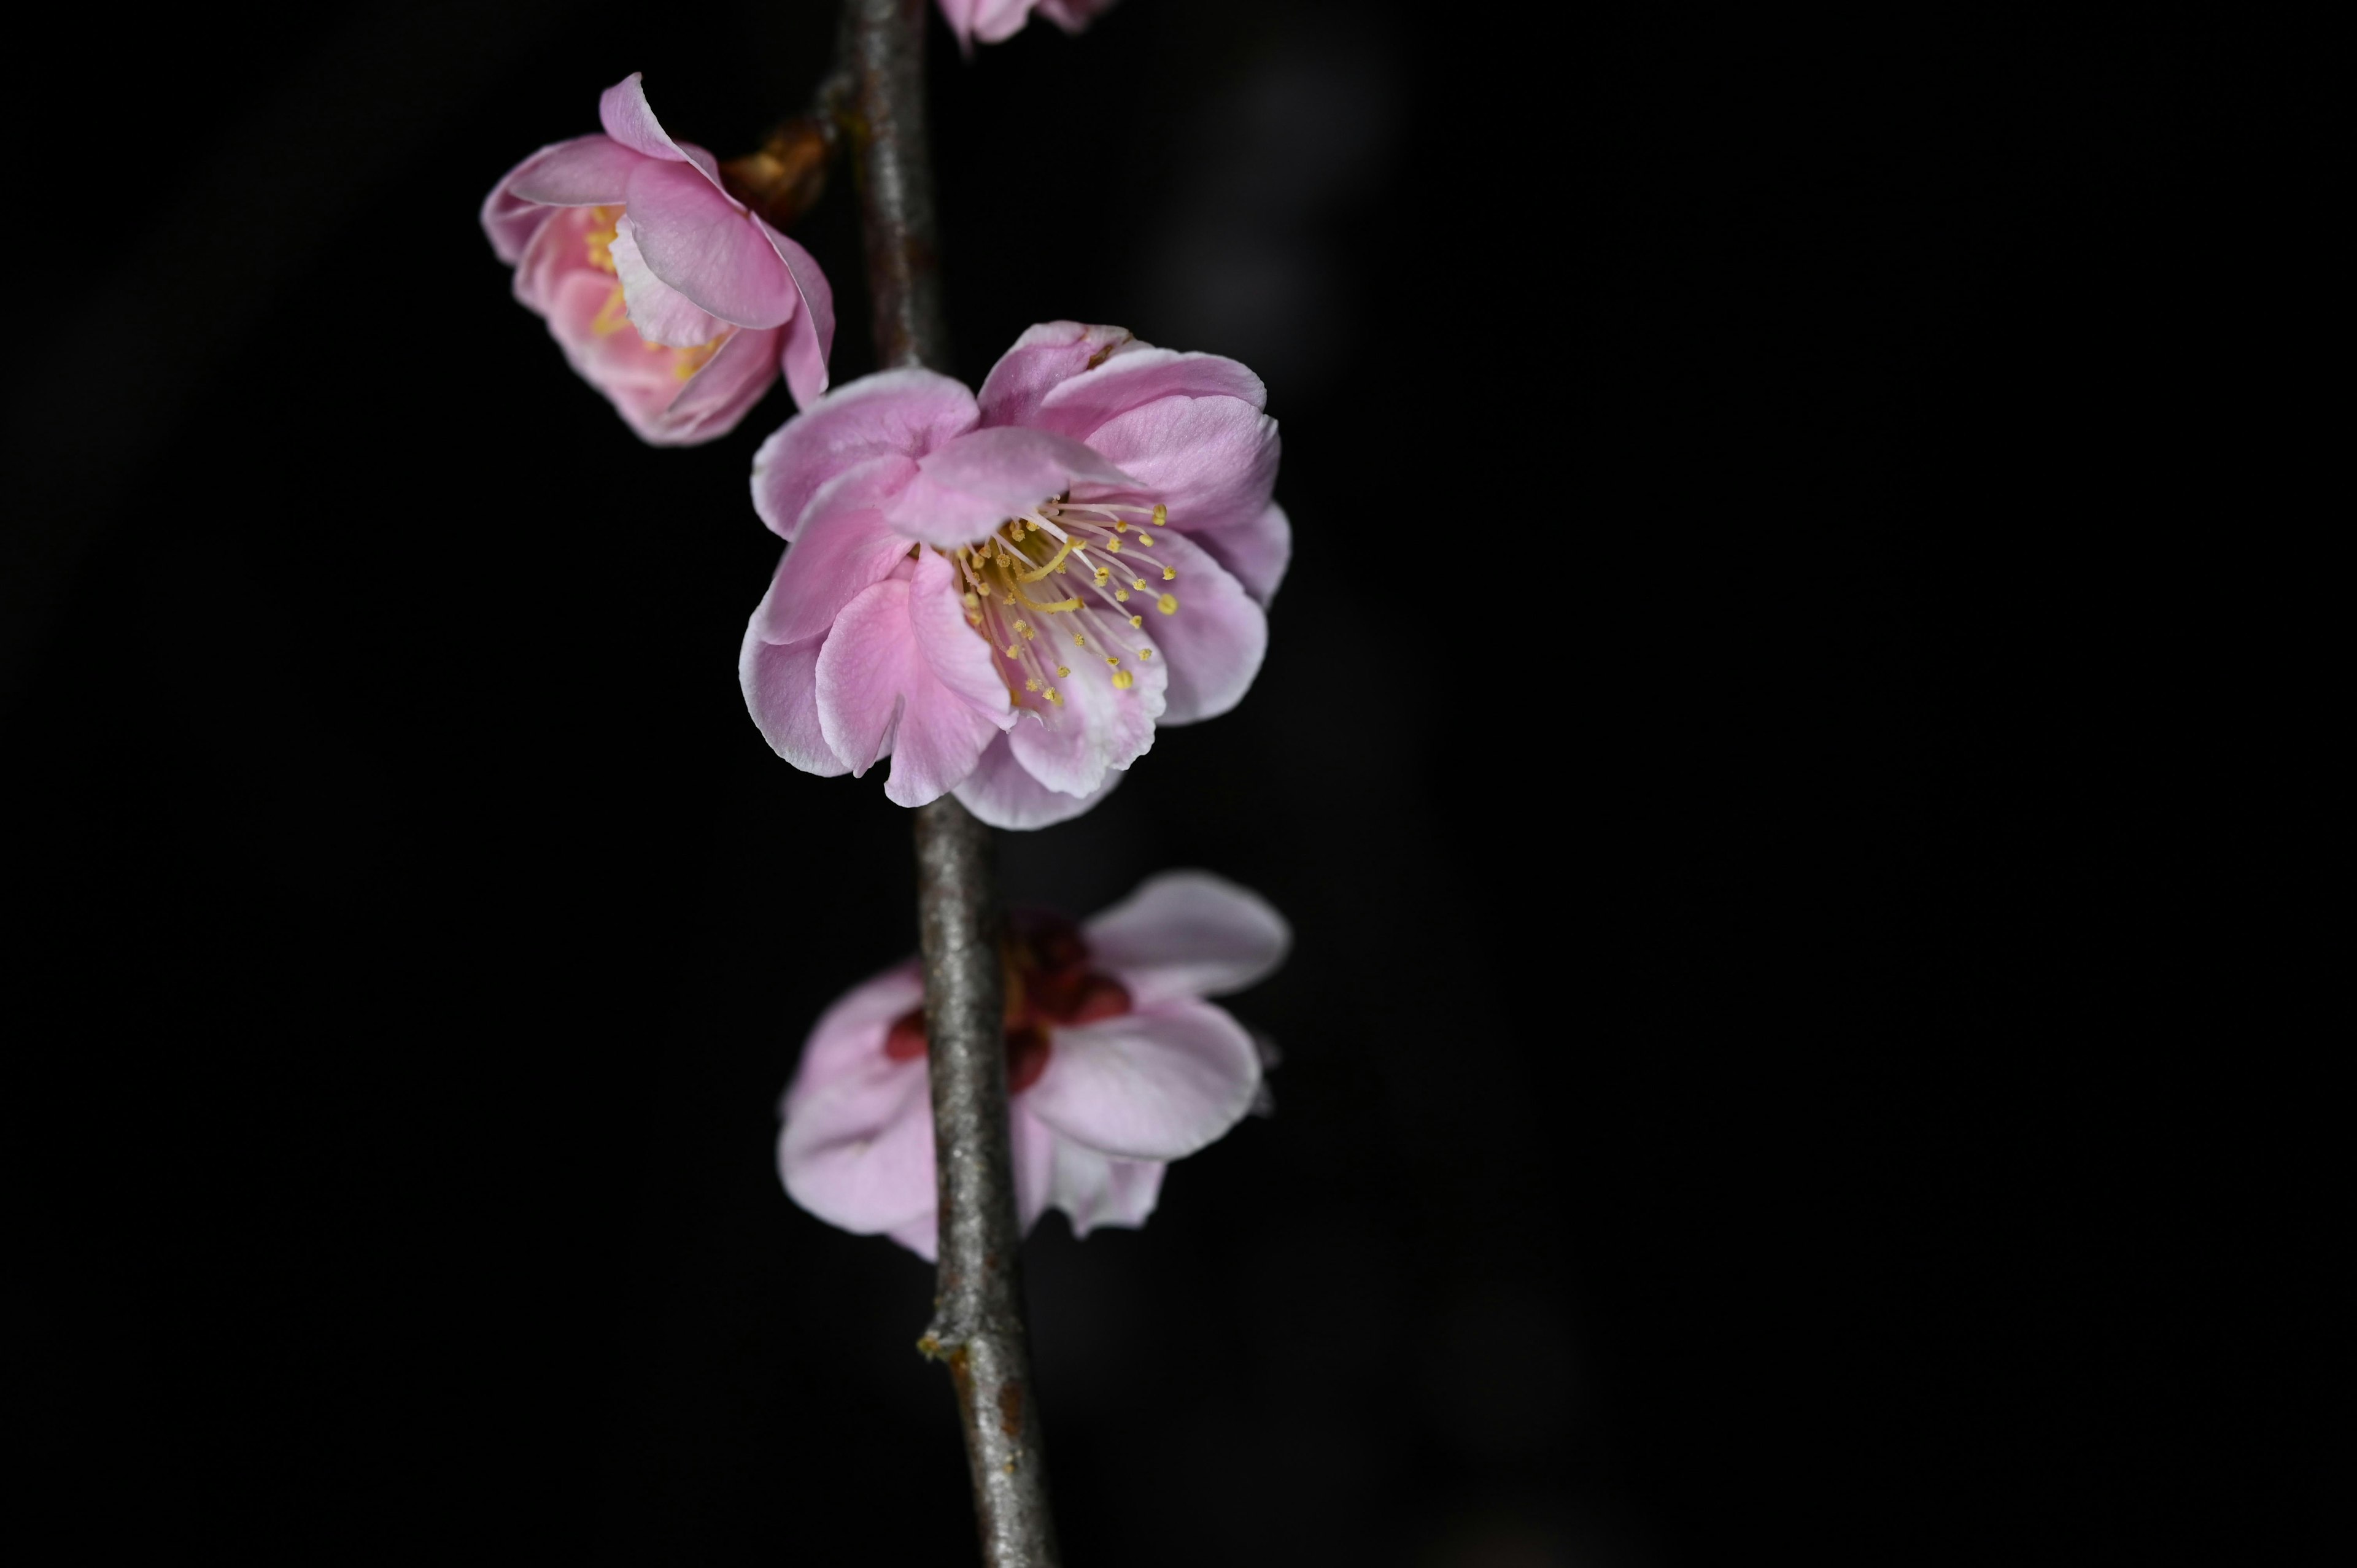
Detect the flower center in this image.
<box><xmin>950</xmin><ymin>496</ymin><xmax>1182</xmax><ymax>714</ymax></box>
<box><xmin>880</xmin><ymin>910</ymin><xmax>1131</xmax><ymax>1093</ymax></box>
<box><xmin>579</xmin><ymin>205</ymin><xmax>728</xmax><ymax>382</ymax></box>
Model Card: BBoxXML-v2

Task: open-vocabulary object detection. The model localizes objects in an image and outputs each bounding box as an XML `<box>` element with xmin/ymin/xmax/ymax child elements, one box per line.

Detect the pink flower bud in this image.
<box><xmin>481</xmin><ymin>74</ymin><xmax>835</xmax><ymax>445</ymax></box>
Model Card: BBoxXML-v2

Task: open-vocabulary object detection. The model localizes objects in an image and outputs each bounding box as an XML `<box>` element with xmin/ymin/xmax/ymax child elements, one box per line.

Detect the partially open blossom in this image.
<box><xmin>481</xmin><ymin>73</ymin><xmax>835</xmax><ymax>444</ymax></box>
<box><xmin>939</xmin><ymin>0</ymin><xmax>1117</xmax><ymax>50</ymax></box>
<box><xmin>781</xmin><ymin>871</ymin><xmax>1287</xmax><ymax>1258</ymax></box>
<box><xmin>739</xmin><ymin>322</ymin><xmax>1288</xmax><ymax>828</ymax></box>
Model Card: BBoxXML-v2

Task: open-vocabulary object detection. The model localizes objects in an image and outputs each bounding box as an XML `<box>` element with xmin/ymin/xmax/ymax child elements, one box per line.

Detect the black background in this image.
<box><xmin>6</xmin><ymin>2</ymin><xmax>2329</xmax><ymax>1564</ymax></box>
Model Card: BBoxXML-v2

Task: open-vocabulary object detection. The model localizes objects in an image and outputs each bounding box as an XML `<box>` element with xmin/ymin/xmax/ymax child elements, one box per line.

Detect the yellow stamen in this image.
<box><xmin>583</xmin><ymin>207</ymin><xmax>622</xmax><ymax>273</ymax></box>
<box><xmin>1151</xmin><ymin>503</ymin><xmax>1167</xmax><ymax>527</ymax></box>
<box><xmin>1017</xmin><ymin>537</ymin><xmax>1076</xmax><ymax>581</ymax></box>
<box><xmin>1111</xmin><ymin>670</ymin><xmax>1134</xmax><ymax>690</ymax></box>
<box><xmin>1129</xmin><ymin>614</ymin><xmax>1143</xmax><ymax>628</ymax></box>
<box><xmin>1162</xmin><ymin>566</ymin><xmax>1177</xmax><ymax>581</ymax></box>
<box><xmin>590</xmin><ymin>285</ymin><xmax>632</xmax><ymax>338</ymax></box>
<box><xmin>1157</xmin><ymin>593</ymin><xmax>1178</xmax><ymax>614</ymax></box>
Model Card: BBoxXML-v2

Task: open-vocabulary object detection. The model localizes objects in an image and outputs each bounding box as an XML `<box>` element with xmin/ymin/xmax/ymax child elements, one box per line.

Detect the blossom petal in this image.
<box><xmin>503</xmin><ymin>134</ymin><xmax>642</xmax><ymax>207</ymax></box>
<box><xmin>1042</xmin><ymin>1137</ymin><xmax>1167</xmax><ymax>1237</ymax></box>
<box><xmin>1081</xmin><ymin>393</ymin><xmax>1281</xmax><ymax>543</ymax></box>
<box><xmin>596</xmin><ymin>72</ymin><xmax>723</xmax><ymax>183</ymax></box>
<box><xmin>1186</xmin><ymin>498</ymin><xmax>1291</xmax><ymax>608</ymax></box>
<box><xmin>1005</xmin><ymin>630</ymin><xmax>1164</xmax><ymax>798</ymax></box>
<box><xmin>1032</xmin><ymin>347</ymin><xmax>1268</xmax><ymax>440</ymax></box>
<box><xmin>751</xmin><ymin>369</ymin><xmax>980</xmax><ymax>541</ymax></box>
<box><xmin>1083</xmin><ymin>869</ymin><xmax>1292</xmax><ymax>1005</ymax></box>
<box><xmin>814</xmin><ymin>558</ymin><xmax>1007</xmax><ymax>806</ymax></box>
<box><xmin>608</xmin><ymin>214</ymin><xmax>729</xmax><ymax>347</ymax></box>
<box><xmin>740</xmin><ymin>628</ymin><xmax>846</xmax><ymax>776</ymax></box>
<box><xmin>1024</xmin><ymin>998</ymin><xmax>1261</xmax><ymax>1161</ymax></box>
<box><xmin>757</xmin><ymin>460</ymin><xmax>919</xmax><ymax>646</ymax></box>
<box><xmin>887</xmin><ymin>1214</ymin><xmax>940</xmax><ymax>1260</ymax></box>
<box><xmin>778</xmin><ymin>1052</ymin><xmax>937</xmax><ymax>1235</ymax></box>
<box><xmin>783</xmin><ymin>962</ymin><xmax>924</xmax><ymax>1118</ymax></box>
<box><xmin>976</xmin><ymin>320</ymin><xmax>1145</xmax><ymax>429</ymax></box>
<box><xmin>760</xmin><ymin>217</ymin><xmax>835</xmax><ymax>409</ymax></box>
<box><xmin>656</xmin><ymin>323</ymin><xmax>784</xmax><ymax>445</ymax></box>
<box><xmin>953</xmin><ymin>734</ymin><xmax>1124</xmax><ymax>830</ymax></box>
<box><xmin>1126</xmin><ymin>529</ymin><xmax>1265</xmax><ymax>725</ymax></box>
<box><xmin>623</xmin><ymin>159</ymin><xmax>799</xmax><ymax>329</ymax></box>
<box><xmin>1010</xmin><ymin>1105</ymin><xmax>1059</xmax><ymax>1233</ymax></box>
<box><xmin>884</xmin><ymin>427</ymin><xmax>1138</xmax><ymax>547</ymax></box>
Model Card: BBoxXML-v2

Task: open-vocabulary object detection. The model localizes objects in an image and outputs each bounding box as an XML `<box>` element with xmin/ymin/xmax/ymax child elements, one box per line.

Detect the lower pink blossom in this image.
<box><xmin>481</xmin><ymin>73</ymin><xmax>835</xmax><ymax>444</ymax></box>
<box><xmin>939</xmin><ymin>0</ymin><xmax>1117</xmax><ymax>50</ymax></box>
<box><xmin>738</xmin><ymin>322</ymin><xmax>1289</xmax><ymax>828</ymax></box>
<box><xmin>780</xmin><ymin>871</ymin><xmax>1288</xmax><ymax>1258</ymax></box>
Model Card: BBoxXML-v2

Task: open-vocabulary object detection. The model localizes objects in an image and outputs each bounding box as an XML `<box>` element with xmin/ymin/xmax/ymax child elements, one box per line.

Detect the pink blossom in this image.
<box><xmin>738</xmin><ymin>322</ymin><xmax>1288</xmax><ymax>828</ymax></box>
<box><xmin>938</xmin><ymin>0</ymin><xmax>1117</xmax><ymax>50</ymax></box>
<box><xmin>780</xmin><ymin>871</ymin><xmax>1288</xmax><ymax>1257</ymax></box>
<box><xmin>481</xmin><ymin>73</ymin><xmax>835</xmax><ymax>444</ymax></box>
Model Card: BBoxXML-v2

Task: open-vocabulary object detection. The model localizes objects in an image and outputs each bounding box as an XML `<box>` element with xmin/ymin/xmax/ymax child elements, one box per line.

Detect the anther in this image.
<box><xmin>1162</xmin><ymin>566</ymin><xmax>1177</xmax><ymax>581</ymax></box>
<box><xmin>1111</xmin><ymin>670</ymin><xmax>1134</xmax><ymax>690</ymax></box>
<box><xmin>1056</xmin><ymin>665</ymin><xmax>1071</xmax><ymax>678</ymax></box>
<box><xmin>1157</xmin><ymin>593</ymin><xmax>1178</xmax><ymax>614</ymax></box>
<box><xmin>1151</xmin><ymin>503</ymin><xmax>1167</xmax><ymax>527</ymax></box>
<box><xmin>1115</xmin><ymin>589</ymin><xmax>1131</xmax><ymax>602</ymax></box>
<box><xmin>1131</xmin><ymin>577</ymin><xmax>1147</xmax><ymax>591</ymax></box>
<box><xmin>1129</xmin><ymin>614</ymin><xmax>1143</xmax><ymax>628</ymax></box>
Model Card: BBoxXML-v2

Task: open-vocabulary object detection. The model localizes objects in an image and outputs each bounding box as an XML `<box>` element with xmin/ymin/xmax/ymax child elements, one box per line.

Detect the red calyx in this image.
<box><xmin>878</xmin><ymin>909</ymin><xmax>1132</xmax><ymax>1094</ymax></box>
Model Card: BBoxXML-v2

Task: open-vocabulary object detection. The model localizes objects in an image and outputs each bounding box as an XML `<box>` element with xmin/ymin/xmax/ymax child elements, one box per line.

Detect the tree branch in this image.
<box><xmin>838</xmin><ymin>2</ymin><xmax>1061</xmax><ymax>1562</ymax></box>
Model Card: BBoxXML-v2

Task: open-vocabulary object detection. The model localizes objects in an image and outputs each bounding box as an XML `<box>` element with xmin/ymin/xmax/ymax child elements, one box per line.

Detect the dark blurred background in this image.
<box><xmin>6</xmin><ymin>2</ymin><xmax>2329</xmax><ymax>1564</ymax></box>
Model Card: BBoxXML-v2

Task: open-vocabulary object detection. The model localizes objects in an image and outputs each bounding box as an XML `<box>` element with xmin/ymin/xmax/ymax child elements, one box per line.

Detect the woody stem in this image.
<box><xmin>838</xmin><ymin>2</ymin><xmax>1061</xmax><ymax>1564</ymax></box>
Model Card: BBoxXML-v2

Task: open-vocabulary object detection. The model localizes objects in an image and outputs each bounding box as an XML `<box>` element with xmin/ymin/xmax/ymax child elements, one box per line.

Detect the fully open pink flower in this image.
<box><xmin>781</xmin><ymin>871</ymin><xmax>1287</xmax><ymax>1258</ymax></box>
<box><xmin>481</xmin><ymin>73</ymin><xmax>835</xmax><ymax>444</ymax></box>
<box><xmin>738</xmin><ymin>322</ymin><xmax>1288</xmax><ymax>827</ymax></box>
<box><xmin>939</xmin><ymin>0</ymin><xmax>1117</xmax><ymax>50</ymax></box>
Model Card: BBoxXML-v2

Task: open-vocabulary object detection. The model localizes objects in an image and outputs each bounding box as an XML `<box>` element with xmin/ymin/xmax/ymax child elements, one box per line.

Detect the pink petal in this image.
<box><xmin>1042</xmin><ymin>1137</ymin><xmax>1166</xmax><ymax>1237</ymax></box>
<box><xmin>1024</xmin><ymin>998</ymin><xmax>1261</xmax><ymax>1162</ymax></box>
<box><xmin>595</xmin><ymin>72</ymin><xmax>724</xmax><ymax>185</ymax></box>
<box><xmin>503</xmin><ymin>134</ymin><xmax>642</xmax><ymax>206</ymax></box>
<box><xmin>1032</xmin><ymin>347</ymin><xmax>1267</xmax><ymax>440</ymax></box>
<box><xmin>814</xmin><ymin>558</ymin><xmax>1008</xmax><ymax>807</ymax></box>
<box><xmin>751</xmin><ymin>369</ymin><xmax>980</xmax><ymax>541</ymax></box>
<box><xmin>509</xmin><ymin>203</ymin><xmax>600</xmax><ymax>319</ymax></box>
<box><xmin>756</xmin><ymin>458</ymin><xmax>919</xmax><ymax>645</ymax></box>
<box><xmin>1035</xmin><ymin>0</ymin><xmax>1119</xmax><ymax>33</ymax></box>
<box><xmin>887</xmin><ymin>1215</ymin><xmax>939</xmax><ymax>1259</ymax></box>
<box><xmin>884</xmin><ymin>427</ymin><xmax>1139</xmax><ymax>548</ymax></box>
<box><xmin>1005</xmin><ymin>628</ymin><xmax>1164</xmax><ymax>797</ymax></box>
<box><xmin>1121</xmin><ymin>529</ymin><xmax>1265</xmax><ymax>725</ymax></box>
<box><xmin>976</xmin><ymin>320</ymin><xmax>1146</xmax><ymax>429</ymax></box>
<box><xmin>1083</xmin><ymin>870</ymin><xmax>1292</xmax><ymax>1005</ymax></box>
<box><xmin>624</xmin><ymin>159</ymin><xmax>799</xmax><ymax>329</ymax></box>
<box><xmin>952</xmin><ymin>734</ymin><xmax>1124</xmax><ymax>830</ymax></box>
<box><xmin>778</xmin><ymin>1052</ymin><xmax>938</xmax><ymax>1235</ymax></box>
<box><xmin>1081</xmin><ymin>392</ymin><xmax>1281</xmax><ymax>545</ymax></box>
<box><xmin>608</xmin><ymin>214</ymin><xmax>729</xmax><ymax>346</ymax></box>
<box><xmin>1185</xmin><ymin>498</ymin><xmax>1291</xmax><ymax>608</ymax></box>
<box><xmin>740</xmin><ymin>629</ymin><xmax>846</xmax><ymax>776</ymax></box>
<box><xmin>909</xmin><ymin>548</ymin><xmax>1017</xmax><ymax>732</ymax></box>
<box><xmin>760</xmin><ymin>219</ymin><xmax>836</xmax><ymax>409</ymax></box>
<box><xmin>655</xmin><ymin>324</ymin><xmax>785</xmax><ymax>444</ymax></box>
<box><xmin>1010</xmin><ymin>1104</ymin><xmax>1059</xmax><ymax>1232</ymax></box>
<box><xmin>784</xmin><ymin>962</ymin><xmax>924</xmax><ymax>1118</ymax></box>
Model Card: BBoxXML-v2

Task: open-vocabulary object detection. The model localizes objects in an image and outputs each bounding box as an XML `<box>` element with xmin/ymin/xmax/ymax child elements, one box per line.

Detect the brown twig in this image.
<box><xmin>838</xmin><ymin>1</ymin><xmax>1061</xmax><ymax>1562</ymax></box>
